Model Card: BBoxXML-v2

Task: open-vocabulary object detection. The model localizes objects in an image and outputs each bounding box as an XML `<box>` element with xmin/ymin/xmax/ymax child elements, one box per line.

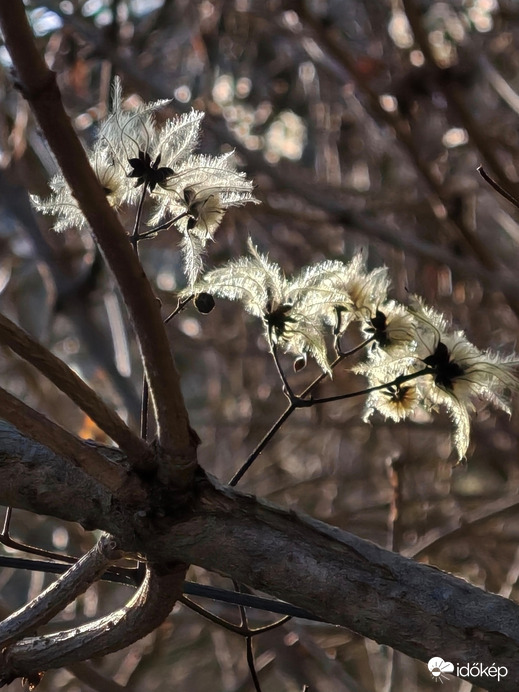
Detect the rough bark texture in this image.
<box><xmin>1</xmin><ymin>422</ymin><xmax>518</xmax><ymax>691</ymax></box>
<box><xmin>0</xmin><ymin>4</ymin><xmax>518</xmax><ymax>690</ymax></box>
<box><xmin>0</xmin><ymin>562</ymin><xmax>186</xmax><ymax>684</ymax></box>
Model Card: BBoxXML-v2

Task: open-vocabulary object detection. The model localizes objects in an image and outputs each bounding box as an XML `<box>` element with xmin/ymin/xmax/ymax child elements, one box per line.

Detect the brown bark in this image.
<box><xmin>0</xmin><ymin>422</ymin><xmax>518</xmax><ymax>691</ymax></box>
<box><xmin>0</xmin><ymin>0</ymin><xmax>195</xmax><ymax>477</ymax></box>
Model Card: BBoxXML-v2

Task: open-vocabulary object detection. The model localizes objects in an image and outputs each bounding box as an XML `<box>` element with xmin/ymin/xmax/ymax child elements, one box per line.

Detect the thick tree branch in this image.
<box><xmin>0</xmin><ymin>561</ymin><xmax>185</xmax><ymax>685</ymax></box>
<box><xmin>0</xmin><ymin>429</ymin><xmax>517</xmax><ymax>691</ymax></box>
<box><xmin>0</xmin><ymin>387</ymin><xmax>126</xmax><ymax>493</ymax></box>
<box><xmin>0</xmin><ymin>312</ymin><xmax>150</xmax><ymax>461</ymax></box>
<box><xmin>0</xmin><ymin>534</ymin><xmax>121</xmax><ymax>649</ymax></box>
<box><xmin>0</xmin><ymin>1</ymin><xmax>195</xmax><ymax>479</ymax></box>
<box><xmin>154</xmin><ymin>480</ymin><xmax>519</xmax><ymax>691</ymax></box>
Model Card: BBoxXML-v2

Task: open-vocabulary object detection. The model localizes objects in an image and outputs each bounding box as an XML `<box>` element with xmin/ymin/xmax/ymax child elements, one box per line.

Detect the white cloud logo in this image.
<box><xmin>428</xmin><ymin>657</ymin><xmax>454</xmax><ymax>683</ymax></box>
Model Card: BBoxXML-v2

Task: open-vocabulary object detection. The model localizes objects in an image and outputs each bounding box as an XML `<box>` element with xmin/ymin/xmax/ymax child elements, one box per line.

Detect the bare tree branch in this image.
<box><xmin>0</xmin><ymin>1</ymin><xmax>196</xmax><ymax>481</ymax></box>
<box><xmin>0</xmin><ymin>312</ymin><xmax>150</xmax><ymax>461</ymax></box>
<box><xmin>0</xmin><ymin>561</ymin><xmax>185</xmax><ymax>685</ymax></box>
<box><xmin>0</xmin><ymin>386</ymin><xmax>126</xmax><ymax>492</ymax></box>
<box><xmin>0</xmin><ymin>421</ymin><xmax>136</xmax><ymax>528</ymax></box>
<box><xmin>0</xmin><ymin>534</ymin><xmax>122</xmax><ymax>649</ymax></box>
<box><xmin>0</xmin><ymin>428</ymin><xmax>517</xmax><ymax>691</ymax></box>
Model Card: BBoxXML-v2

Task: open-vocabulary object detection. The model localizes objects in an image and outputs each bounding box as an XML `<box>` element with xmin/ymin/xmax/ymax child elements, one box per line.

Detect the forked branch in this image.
<box><xmin>0</xmin><ymin>562</ymin><xmax>186</xmax><ymax>685</ymax></box>
<box><xmin>0</xmin><ymin>1</ymin><xmax>195</xmax><ymax>477</ymax></box>
<box><xmin>0</xmin><ymin>312</ymin><xmax>150</xmax><ymax>462</ymax></box>
<box><xmin>0</xmin><ymin>534</ymin><xmax>122</xmax><ymax>649</ymax></box>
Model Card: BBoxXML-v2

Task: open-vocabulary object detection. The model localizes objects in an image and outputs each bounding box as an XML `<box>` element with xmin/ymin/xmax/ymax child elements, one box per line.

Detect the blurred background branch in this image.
<box><xmin>1</xmin><ymin>1</ymin><xmax>519</xmax><ymax>690</ymax></box>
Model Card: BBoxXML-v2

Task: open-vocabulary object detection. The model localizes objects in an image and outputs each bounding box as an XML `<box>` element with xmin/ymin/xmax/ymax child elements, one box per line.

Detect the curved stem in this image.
<box><xmin>0</xmin><ymin>535</ymin><xmax>121</xmax><ymax>649</ymax></box>
<box><xmin>309</xmin><ymin>368</ymin><xmax>432</xmax><ymax>405</ymax></box>
<box><xmin>478</xmin><ymin>165</ymin><xmax>519</xmax><ymax>211</ymax></box>
<box><xmin>0</xmin><ymin>562</ymin><xmax>186</xmax><ymax>684</ymax></box>
<box><xmin>269</xmin><ymin>341</ymin><xmax>297</xmax><ymax>403</ymax></box>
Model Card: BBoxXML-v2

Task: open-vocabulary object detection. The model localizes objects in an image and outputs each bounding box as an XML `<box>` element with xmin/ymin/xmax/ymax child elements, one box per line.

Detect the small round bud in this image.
<box><xmin>294</xmin><ymin>355</ymin><xmax>307</xmax><ymax>372</ymax></box>
<box><xmin>194</xmin><ymin>293</ymin><xmax>216</xmax><ymax>314</ymax></box>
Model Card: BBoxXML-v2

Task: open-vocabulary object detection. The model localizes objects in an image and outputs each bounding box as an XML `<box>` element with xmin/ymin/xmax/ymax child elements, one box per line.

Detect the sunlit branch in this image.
<box><xmin>309</xmin><ymin>368</ymin><xmax>432</xmax><ymax>405</ymax></box>
<box><xmin>0</xmin><ymin>562</ymin><xmax>186</xmax><ymax>684</ymax></box>
<box><xmin>0</xmin><ymin>311</ymin><xmax>149</xmax><ymax>462</ymax></box>
<box><xmin>0</xmin><ymin>385</ymin><xmax>126</xmax><ymax>493</ymax></box>
<box><xmin>0</xmin><ymin>535</ymin><xmax>121</xmax><ymax>649</ymax></box>
<box><xmin>0</xmin><ymin>1</ymin><xmax>195</xmax><ymax>465</ymax></box>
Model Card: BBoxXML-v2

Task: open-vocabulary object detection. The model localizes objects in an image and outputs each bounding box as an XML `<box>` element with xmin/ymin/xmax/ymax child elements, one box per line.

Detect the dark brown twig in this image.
<box><xmin>478</xmin><ymin>165</ymin><xmax>519</xmax><ymax>211</ymax></box>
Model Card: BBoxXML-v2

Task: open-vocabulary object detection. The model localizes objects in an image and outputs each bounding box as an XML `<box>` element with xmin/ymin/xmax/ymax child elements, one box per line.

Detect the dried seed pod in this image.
<box><xmin>194</xmin><ymin>293</ymin><xmax>215</xmax><ymax>314</ymax></box>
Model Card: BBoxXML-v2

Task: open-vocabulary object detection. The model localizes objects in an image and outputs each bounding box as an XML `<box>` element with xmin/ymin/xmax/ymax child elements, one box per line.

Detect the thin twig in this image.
<box><xmin>136</xmin><ymin>212</ymin><xmax>188</xmax><ymax>241</ymax></box>
<box><xmin>309</xmin><ymin>368</ymin><xmax>431</xmax><ymax>405</ymax></box>
<box><xmin>67</xmin><ymin>661</ymin><xmax>131</xmax><ymax>692</ymax></box>
<box><xmin>130</xmin><ymin>185</ymin><xmax>149</xmax><ymax>252</ymax></box>
<box><xmin>246</xmin><ymin>636</ymin><xmax>263</xmax><ymax>692</ymax></box>
<box><xmin>0</xmin><ymin>535</ymin><xmax>121</xmax><ymax>649</ymax></box>
<box><xmin>164</xmin><ymin>295</ymin><xmax>194</xmax><ymax>324</ymax></box>
<box><xmin>0</xmin><ymin>531</ymin><xmax>76</xmax><ymax>565</ymax></box>
<box><xmin>229</xmin><ymin>339</ymin><xmax>374</xmax><ymax>486</ymax></box>
<box><xmin>0</xmin><ymin>555</ymin><xmax>321</xmax><ymax>620</ymax></box>
<box><xmin>270</xmin><ymin>342</ymin><xmax>297</xmax><ymax>404</ymax></box>
<box><xmin>229</xmin><ymin>406</ymin><xmax>294</xmax><ymax>486</ymax></box>
<box><xmin>478</xmin><ymin>165</ymin><xmax>519</xmax><ymax>210</ymax></box>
